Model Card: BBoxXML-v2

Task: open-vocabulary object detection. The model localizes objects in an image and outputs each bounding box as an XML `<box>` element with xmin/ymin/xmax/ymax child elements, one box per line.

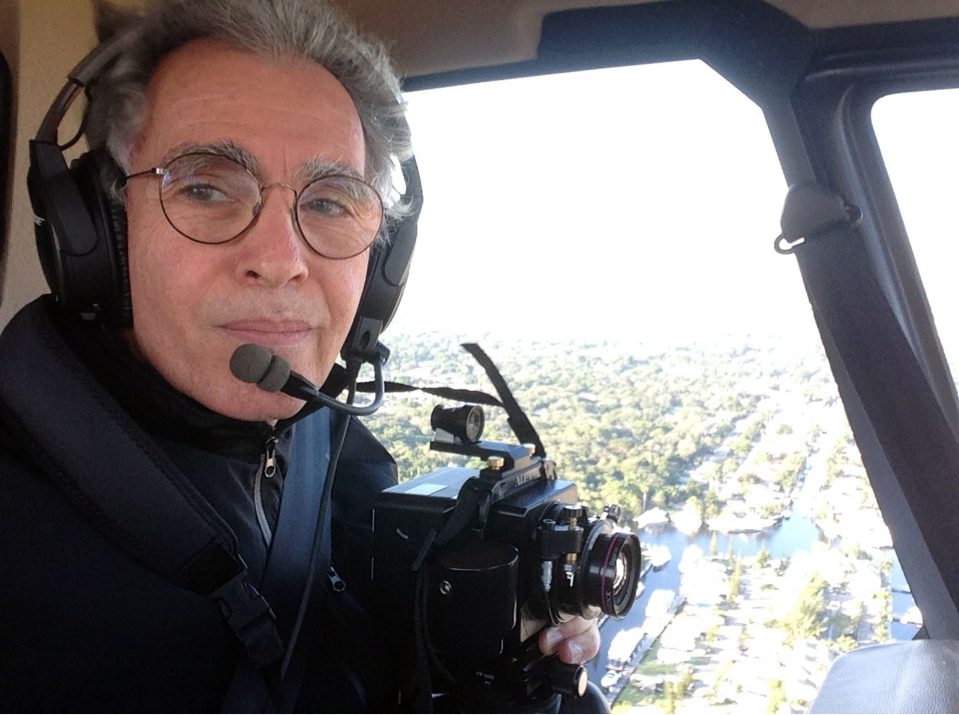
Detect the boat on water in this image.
<box><xmin>705</xmin><ymin>512</ymin><xmax>777</xmax><ymax>533</ymax></box>
<box><xmin>670</xmin><ymin>504</ymin><xmax>703</xmax><ymax>535</ymax></box>
<box><xmin>607</xmin><ymin>626</ymin><xmax>646</xmax><ymax>669</ymax></box>
<box><xmin>647</xmin><ymin>544</ymin><xmax>671</xmax><ymax>569</ymax></box>
<box><xmin>644</xmin><ymin>588</ymin><xmax>680</xmax><ymax>620</ymax></box>
<box><xmin>635</xmin><ymin>507</ymin><xmax>669</xmax><ymax>529</ymax></box>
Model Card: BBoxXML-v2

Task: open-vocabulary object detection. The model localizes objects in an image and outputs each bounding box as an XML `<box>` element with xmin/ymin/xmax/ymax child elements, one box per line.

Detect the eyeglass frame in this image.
<box><xmin>122</xmin><ymin>150</ymin><xmax>384</xmax><ymax>260</ymax></box>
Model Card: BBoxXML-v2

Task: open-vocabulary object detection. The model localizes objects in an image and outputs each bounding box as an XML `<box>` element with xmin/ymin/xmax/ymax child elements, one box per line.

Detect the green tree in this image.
<box><xmin>727</xmin><ymin>557</ymin><xmax>743</xmax><ymax>603</ymax></box>
<box><xmin>756</xmin><ymin>543</ymin><xmax>770</xmax><ymax>568</ymax></box>
<box><xmin>767</xmin><ymin>678</ymin><xmax>786</xmax><ymax>713</ymax></box>
<box><xmin>660</xmin><ymin>681</ymin><xmax>676</xmax><ymax>714</ymax></box>
<box><xmin>779</xmin><ymin>572</ymin><xmax>828</xmax><ymax>643</ymax></box>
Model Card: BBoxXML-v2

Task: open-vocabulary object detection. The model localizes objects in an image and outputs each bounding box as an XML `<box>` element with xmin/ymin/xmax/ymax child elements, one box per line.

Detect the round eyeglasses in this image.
<box><xmin>124</xmin><ymin>152</ymin><xmax>383</xmax><ymax>260</ymax></box>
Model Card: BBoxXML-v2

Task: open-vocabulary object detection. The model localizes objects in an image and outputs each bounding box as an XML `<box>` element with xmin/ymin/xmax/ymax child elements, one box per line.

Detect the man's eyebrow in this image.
<box><xmin>296</xmin><ymin>157</ymin><xmax>365</xmax><ymax>184</ymax></box>
<box><xmin>161</xmin><ymin>141</ymin><xmax>261</xmax><ymax>175</ymax></box>
<box><xmin>158</xmin><ymin>144</ymin><xmax>363</xmax><ymax>185</ymax></box>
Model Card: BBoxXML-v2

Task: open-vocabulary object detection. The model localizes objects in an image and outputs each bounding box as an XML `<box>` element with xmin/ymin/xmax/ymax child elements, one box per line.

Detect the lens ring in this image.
<box><xmin>549</xmin><ymin>517</ymin><xmax>641</xmax><ymax>621</ymax></box>
<box><xmin>599</xmin><ymin>531</ymin><xmax>620</xmax><ymax>610</ymax></box>
<box><xmin>593</xmin><ymin>530</ymin><xmax>642</xmax><ymax>618</ymax></box>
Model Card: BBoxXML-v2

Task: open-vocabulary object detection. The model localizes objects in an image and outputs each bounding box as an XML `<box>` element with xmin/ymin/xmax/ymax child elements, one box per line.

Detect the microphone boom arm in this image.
<box><xmin>230</xmin><ymin>343</ymin><xmax>386</xmax><ymax>417</ymax></box>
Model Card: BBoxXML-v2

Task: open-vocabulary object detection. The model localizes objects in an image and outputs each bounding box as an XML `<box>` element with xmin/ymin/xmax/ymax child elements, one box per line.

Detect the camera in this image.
<box><xmin>371</xmin><ymin>404</ymin><xmax>642</xmax><ymax>706</ymax></box>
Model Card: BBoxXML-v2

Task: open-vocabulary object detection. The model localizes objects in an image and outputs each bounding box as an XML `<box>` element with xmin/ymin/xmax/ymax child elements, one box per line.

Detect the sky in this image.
<box><xmin>388</xmin><ymin>60</ymin><xmax>821</xmax><ymax>347</ymax></box>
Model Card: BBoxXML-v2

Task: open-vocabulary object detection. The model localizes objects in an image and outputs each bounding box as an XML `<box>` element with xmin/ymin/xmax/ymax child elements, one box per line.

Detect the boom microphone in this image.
<box><xmin>229</xmin><ymin>344</ymin><xmax>291</xmax><ymax>392</ymax></box>
<box><xmin>229</xmin><ymin>343</ymin><xmax>385</xmax><ymax>416</ymax></box>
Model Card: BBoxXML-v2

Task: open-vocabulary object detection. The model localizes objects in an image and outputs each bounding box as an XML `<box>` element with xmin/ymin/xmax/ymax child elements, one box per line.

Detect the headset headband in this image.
<box><xmin>35</xmin><ymin>28</ymin><xmax>139</xmax><ymax>146</ymax></box>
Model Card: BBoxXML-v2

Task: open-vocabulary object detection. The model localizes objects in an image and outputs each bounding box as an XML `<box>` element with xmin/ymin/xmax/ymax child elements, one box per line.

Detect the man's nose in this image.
<box><xmin>235</xmin><ymin>184</ymin><xmax>309</xmax><ymax>288</ymax></box>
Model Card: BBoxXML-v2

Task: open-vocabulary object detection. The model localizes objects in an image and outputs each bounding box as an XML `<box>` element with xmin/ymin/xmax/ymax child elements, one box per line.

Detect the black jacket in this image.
<box><xmin>0</xmin><ymin>298</ymin><xmax>399</xmax><ymax>712</ymax></box>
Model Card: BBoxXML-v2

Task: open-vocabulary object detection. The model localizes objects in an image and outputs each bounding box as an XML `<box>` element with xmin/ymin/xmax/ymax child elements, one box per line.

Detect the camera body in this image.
<box><xmin>371</xmin><ymin>406</ymin><xmax>641</xmax><ymax>703</ymax></box>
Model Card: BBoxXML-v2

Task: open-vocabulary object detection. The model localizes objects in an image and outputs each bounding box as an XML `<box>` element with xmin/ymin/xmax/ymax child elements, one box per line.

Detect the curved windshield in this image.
<box><xmin>367</xmin><ymin>60</ymin><xmax>914</xmax><ymax>713</ymax></box>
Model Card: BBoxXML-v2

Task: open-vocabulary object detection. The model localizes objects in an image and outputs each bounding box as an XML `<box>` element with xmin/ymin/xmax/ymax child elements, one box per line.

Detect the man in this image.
<box><xmin>0</xmin><ymin>0</ymin><xmax>600</xmax><ymax>711</ymax></box>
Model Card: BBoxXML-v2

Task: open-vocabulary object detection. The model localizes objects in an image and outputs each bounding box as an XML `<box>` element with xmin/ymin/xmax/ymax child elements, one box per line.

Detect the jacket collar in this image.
<box><xmin>51</xmin><ymin>299</ymin><xmax>301</xmax><ymax>458</ymax></box>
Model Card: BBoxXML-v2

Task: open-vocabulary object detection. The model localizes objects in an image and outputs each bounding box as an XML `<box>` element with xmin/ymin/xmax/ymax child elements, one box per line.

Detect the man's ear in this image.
<box><xmin>93</xmin><ymin>0</ymin><xmax>141</xmax><ymax>44</ymax></box>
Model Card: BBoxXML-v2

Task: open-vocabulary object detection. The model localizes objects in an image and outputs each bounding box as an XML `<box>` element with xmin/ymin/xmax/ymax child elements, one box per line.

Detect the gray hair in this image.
<box><xmin>86</xmin><ymin>0</ymin><xmax>412</xmax><ymax>227</ymax></box>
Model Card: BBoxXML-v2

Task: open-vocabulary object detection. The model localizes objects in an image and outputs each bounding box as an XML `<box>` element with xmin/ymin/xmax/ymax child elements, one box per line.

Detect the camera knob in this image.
<box><xmin>487</xmin><ymin>455</ymin><xmax>505</xmax><ymax>470</ymax></box>
<box><xmin>544</xmin><ymin>658</ymin><xmax>588</xmax><ymax>698</ymax></box>
<box><xmin>559</xmin><ymin>504</ymin><xmax>585</xmax><ymax>525</ymax></box>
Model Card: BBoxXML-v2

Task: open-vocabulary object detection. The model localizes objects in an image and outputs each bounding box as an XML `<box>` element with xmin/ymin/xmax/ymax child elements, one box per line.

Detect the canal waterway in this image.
<box><xmin>585</xmin><ymin>512</ymin><xmax>918</xmax><ymax>687</ymax></box>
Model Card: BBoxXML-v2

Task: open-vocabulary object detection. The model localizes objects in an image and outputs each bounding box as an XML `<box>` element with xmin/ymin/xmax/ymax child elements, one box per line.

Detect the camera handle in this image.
<box><xmin>406</xmin><ymin>455</ymin><xmax>567</xmax><ymax>712</ymax></box>
<box><xmin>412</xmin><ymin>558</ymin><xmax>589</xmax><ymax>711</ymax></box>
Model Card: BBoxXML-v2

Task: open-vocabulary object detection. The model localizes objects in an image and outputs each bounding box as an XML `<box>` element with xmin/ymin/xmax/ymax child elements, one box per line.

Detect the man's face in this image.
<box><xmin>124</xmin><ymin>39</ymin><xmax>370</xmax><ymax>422</ymax></box>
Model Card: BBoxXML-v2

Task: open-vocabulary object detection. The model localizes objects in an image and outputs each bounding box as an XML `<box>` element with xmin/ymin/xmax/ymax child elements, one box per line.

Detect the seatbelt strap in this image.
<box><xmin>0</xmin><ymin>392</ymin><xmax>284</xmax><ymax>670</ymax></box>
<box><xmin>220</xmin><ymin>409</ymin><xmax>333</xmax><ymax>713</ymax></box>
<box><xmin>779</xmin><ymin>183</ymin><xmax>959</xmax><ymax>621</ymax></box>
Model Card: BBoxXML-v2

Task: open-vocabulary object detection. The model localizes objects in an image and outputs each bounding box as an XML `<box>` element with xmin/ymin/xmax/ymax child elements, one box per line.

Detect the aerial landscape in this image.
<box><xmin>364</xmin><ymin>331</ymin><xmax>917</xmax><ymax>713</ymax></box>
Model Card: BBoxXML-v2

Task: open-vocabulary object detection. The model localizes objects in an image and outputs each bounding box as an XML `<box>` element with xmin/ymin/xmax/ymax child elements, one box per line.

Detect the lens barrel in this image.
<box><xmin>548</xmin><ymin>516</ymin><xmax>642</xmax><ymax>620</ymax></box>
<box><xmin>584</xmin><ymin>530</ymin><xmax>642</xmax><ymax>618</ymax></box>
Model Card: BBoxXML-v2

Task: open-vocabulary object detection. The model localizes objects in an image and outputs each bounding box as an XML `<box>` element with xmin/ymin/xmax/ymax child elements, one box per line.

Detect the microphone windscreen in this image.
<box><xmin>229</xmin><ymin>344</ymin><xmax>290</xmax><ymax>393</ymax></box>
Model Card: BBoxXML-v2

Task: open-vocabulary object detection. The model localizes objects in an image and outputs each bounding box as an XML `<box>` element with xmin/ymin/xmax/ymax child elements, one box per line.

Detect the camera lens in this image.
<box><xmin>585</xmin><ymin>531</ymin><xmax>642</xmax><ymax>618</ymax></box>
<box><xmin>546</xmin><ymin>514</ymin><xmax>642</xmax><ymax>621</ymax></box>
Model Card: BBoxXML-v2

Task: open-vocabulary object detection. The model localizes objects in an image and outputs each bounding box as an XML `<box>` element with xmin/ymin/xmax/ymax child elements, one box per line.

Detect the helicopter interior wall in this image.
<box><xmin>402</xmin><ymin>0</ymin><xmax>810</xmax><ymax>95</ymax></box>
<box><xmin>345</xmin><ymin>0</ymin><xmax>959</xmax><ymax>78</ymax></box>
<box><xmin>0</xmin><ymin>1</ymin><xmax>96</xmax><ymax>329</ymax></box>
<box><xmin>0</xmin><ymin>54</ymin><xmax>11</xmax><ymax>286</ymax></box>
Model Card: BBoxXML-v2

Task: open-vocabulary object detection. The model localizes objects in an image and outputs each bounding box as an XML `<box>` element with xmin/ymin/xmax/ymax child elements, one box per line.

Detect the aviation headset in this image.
<box><xmin>27</xmin><ymin>27</ymin><xmax>421</xmax><ymax>368</ymax></box>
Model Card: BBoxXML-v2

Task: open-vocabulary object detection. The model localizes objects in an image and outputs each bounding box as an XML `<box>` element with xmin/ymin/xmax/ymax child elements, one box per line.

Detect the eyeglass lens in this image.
<box><xmin>157</xmin><ymin>153</ymin><xmax>382</xmax><ymax>258</ymax></box>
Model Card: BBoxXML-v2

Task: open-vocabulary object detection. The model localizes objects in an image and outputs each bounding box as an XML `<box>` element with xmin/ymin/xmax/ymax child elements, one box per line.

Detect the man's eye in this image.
<box><xmin>178</xmin><ymin>181</ymin><xmax>229</xmax><ymax>203</ymax></box>
<box><xmin>303</xmin><ymin>197</ymin><xmax>349</xmax><ymax>217</ymax></box>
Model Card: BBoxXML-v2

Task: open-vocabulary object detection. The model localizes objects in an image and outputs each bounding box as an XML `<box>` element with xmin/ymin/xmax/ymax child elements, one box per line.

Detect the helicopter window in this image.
<box><xmin>366</xmin><ymin>59</ymin><xmax>917</xmax><ymax>712</ymax></box>
<box><xmin>873</xmin><ymin>89</ymin><xmax>959</xmax><ymax>392</ymax></box>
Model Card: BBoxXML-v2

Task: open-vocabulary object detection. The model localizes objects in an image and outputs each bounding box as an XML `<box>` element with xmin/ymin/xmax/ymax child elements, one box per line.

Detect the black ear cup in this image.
<box><xmin>29</xmin><ymin>148</ymin><xmax>130</xmax><ymax>325</ymax></box>
<box><xmin>71</xmin><ymin>151</ymin><xmax>130</xmax><ymax>325</ymax></box>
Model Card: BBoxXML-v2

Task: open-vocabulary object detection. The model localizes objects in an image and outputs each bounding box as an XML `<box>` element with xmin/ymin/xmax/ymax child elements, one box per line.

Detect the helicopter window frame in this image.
<box><xmin>786</xmin><ymin>55</ymin><xmax>959</xmax><ymax>640</ymax></box>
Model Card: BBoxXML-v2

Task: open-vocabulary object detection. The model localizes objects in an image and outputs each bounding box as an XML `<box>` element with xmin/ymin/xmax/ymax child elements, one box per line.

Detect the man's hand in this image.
<box><xmin>538</xmin><ymin>616</ymin><xmax>600</xmax><ymax>664</ymax></box>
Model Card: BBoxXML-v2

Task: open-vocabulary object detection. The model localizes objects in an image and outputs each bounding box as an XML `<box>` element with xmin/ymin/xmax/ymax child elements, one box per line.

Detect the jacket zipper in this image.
<box><xmin>254</xmin><ymin>435</ymin><xmax>278</xmax><ymax>547</ymax></box>
<box><xmin>328</xmin><ymin>565</ymin><xmax>346</xmax><ymax>592</ymax></box>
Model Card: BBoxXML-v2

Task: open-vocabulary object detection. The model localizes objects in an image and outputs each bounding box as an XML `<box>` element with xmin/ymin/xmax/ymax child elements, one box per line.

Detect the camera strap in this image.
<box><xmin>356</xmin><ymin>342</ymin><xmax>545</xmax><ymax>454</ymax></box>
